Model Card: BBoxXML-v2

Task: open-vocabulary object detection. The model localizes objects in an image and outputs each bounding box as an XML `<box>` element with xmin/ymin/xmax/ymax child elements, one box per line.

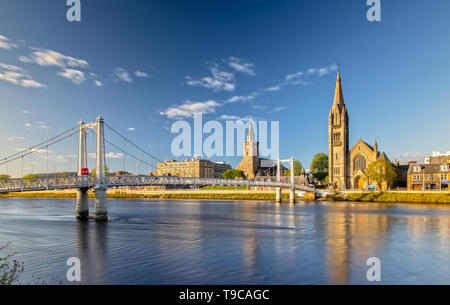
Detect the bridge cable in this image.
<box><xmin>104</xmin><ymin>122</ymin><xmax>163</xmax><ymax>163</ymax></box>
<box><xmin>0</xmin><ymin>125</ymin><xmax>78</xmax><ymax>162</ymax></box>
<box><xmin>0</xmin><ymin>129</ymin><xmax>80</xmax><ymax>168</ymax></box>
<box><xmin>88</xmin><ymin>129</ymin><xmax>157</xmax><ymax>171</ymax></box>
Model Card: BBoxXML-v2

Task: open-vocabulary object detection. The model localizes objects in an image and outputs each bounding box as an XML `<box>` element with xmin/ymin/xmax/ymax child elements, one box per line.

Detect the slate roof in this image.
<box><xmin>407</xmin><ymin>163</ymin><xmax>450</xmax><ymax>174</ymax></box>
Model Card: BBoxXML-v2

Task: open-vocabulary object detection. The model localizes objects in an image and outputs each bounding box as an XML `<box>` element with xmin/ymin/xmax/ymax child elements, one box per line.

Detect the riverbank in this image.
<box><xmin>0</xmin><ymin>190</ymin><xmax>307</xmax><ymax>201</ymax></box>
<box><xmin>328</xmin><ymin>191</ymin><xmax>450</xmax><ymax>204</ymax></box>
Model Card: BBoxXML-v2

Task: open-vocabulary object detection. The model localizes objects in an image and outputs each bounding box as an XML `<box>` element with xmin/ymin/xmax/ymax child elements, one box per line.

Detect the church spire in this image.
<box><xmin>247</xmin><ymin>121</ymin><xmax>256</xmax><ymax>142</ymax></box>
<box><xmin>333</xmin><ymin>67</ymin><xmax>344</xmax><ymax>106</ymax></box>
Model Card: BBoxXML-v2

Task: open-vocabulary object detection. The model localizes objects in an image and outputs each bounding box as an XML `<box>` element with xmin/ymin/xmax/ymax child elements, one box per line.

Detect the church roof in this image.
<box><xmin>247</xmin><ymin>121</ymin><xmax>256</xmax><ymax>142</ymax></box>
<box><xmin>333</xmin><ymin>68</ymin><xmax>345</xmax><ymax>107</ymax></box>
<box><xmin>350</xmin><ymin>138</ymin><xmax>375</xmax><ymax>153</ymax></box>
<box><xmin>259</xmin><ymin>158</ymin><xmax>277</xmax><ymax>168</ymax></box>
<box><xmin>377</xmin><ymin>151</ymin><xmax>391</xmax><ymax>163</ymax></box>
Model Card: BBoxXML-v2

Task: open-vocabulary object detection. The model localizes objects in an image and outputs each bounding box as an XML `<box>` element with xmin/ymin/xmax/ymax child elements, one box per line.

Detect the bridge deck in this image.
<box><xmin>0</xmin><ymin>176</ymin><xmax>316</xmax><ymax>194</ymax></box>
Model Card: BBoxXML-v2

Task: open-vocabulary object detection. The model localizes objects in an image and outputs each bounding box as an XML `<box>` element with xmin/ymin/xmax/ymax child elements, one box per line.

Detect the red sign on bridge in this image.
<box><xmin>80</xmin><ymin>168</ymin><xmax>89</xmax><ymax>176</ymax></box>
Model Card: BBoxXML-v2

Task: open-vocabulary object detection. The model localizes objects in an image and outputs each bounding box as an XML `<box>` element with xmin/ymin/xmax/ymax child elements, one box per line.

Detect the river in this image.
<box><xmin>0</xmin><ymin>198</ymin><xmax>449</xmax><ymax>284</ymax></box>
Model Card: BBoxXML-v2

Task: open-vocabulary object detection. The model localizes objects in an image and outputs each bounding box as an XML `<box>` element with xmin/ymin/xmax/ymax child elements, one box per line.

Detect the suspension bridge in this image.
<box><xmin>0</xmin><ymin>117</ymin><xmax>316</xmax><ymax>221</ymax></box>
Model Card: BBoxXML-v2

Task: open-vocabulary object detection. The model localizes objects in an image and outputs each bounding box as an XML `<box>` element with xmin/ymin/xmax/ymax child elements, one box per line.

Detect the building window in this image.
<box><xmin>441</xmin><ymin>165</ymin><xmax>449</xmax><ymax>172</ymax></box>
<box><xmin>414</xmin><ymin>166</ymin><xmax>422</xmax><ymax>172</ymax></box>
<box><xmin>333</xmin><ymin>133</ymin><xmax>340</xmax><ymax>142</ymax></box>
<box><xmin>353</xmin><ymin>155</ymin><xmax>367</xmax><ymax>171</ymax></box>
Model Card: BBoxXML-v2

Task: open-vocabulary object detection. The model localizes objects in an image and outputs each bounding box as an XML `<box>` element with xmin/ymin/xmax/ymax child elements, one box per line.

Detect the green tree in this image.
<box><xmin>0</xmin><ymin>174</ymin><xmax>11</xmax><ymax>180</ymax></box>
<box><xmin>23</xmin><ymin>174</ymin><xmax>39</xmax><ymax>179</ymax></box>
<box><xmin>310</xmin><ymin>153</ymin><xmax>329</xmax><ymax>182</ymax></box>
<box><xmin>366</xmin><ymin>159</ymin><xmax>397</xmax><ymax>190</ymax></box>
<box><xmin>283</xmin><ymin>160</ymin><xmax>303</xmax><ymax>176</ymax></box>
<box><xmin>0</xmin><ymin>243</ymin><xmax>24</xmax><ymax>285</ymax></box>
<box><xmin>223</xmin><ymin>169</ymin><xmax>245</xmax><ymax>179</ymax></box>
<box><xmin>90</xmin><ymin>167</ymin><xmax>110</xmax><ymax>177</ymax></box>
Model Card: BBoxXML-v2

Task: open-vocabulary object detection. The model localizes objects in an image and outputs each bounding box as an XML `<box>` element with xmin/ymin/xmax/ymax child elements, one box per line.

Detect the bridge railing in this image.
<box><xmin>0</xmin><ymin>176</ymin><xmax>93</xmax><ymax>193</ymax></box>
<box><xmin>109</xmin><ymin>176</ymin><xmax>316</xmax><ymax>193</ymax></box>
<box><xmin>0</xmin><ymin>175</ymin><xmax>316</xmax><ymax>193</ymax></box>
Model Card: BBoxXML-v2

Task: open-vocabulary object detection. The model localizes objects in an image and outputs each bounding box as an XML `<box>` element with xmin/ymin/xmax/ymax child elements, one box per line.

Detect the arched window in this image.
<box><xmin>353</xmin><ymin>155</ymin><xmax>367</xmax><ymax>171</ymax></box>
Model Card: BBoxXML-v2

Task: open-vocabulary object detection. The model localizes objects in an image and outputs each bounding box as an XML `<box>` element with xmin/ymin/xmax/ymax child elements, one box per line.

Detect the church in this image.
<box><xmin>236</xmin><ymin>123</ymin><xmax>283</xmax><ymax>179</ymax></box>
<box><xmin>328</xmin><ymin>68</ymin><xmax>394</xmax><ymax>190</ymax></box>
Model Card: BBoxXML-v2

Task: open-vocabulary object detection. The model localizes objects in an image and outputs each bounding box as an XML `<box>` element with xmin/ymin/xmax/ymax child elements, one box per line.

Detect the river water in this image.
<box><xmin>0</xmin><ymin>198</ymin><xmax>449</xmax><ymax>285</ymax></box>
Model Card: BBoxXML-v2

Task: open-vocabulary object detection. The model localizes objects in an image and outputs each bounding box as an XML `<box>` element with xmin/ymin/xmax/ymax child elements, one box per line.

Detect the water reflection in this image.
<box><xmin>0</xmin><ymin>199</ymin><xmax>448</xmax><ymax>284</ymax></box>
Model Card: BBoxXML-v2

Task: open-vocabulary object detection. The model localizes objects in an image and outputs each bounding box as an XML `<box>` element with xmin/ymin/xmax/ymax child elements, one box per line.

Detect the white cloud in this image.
<box><xmin>7</xmin><ymin>136</ymin><xmax>26</xmax><ymax>142</ymax></box>
<box><xmin>264</xmin><ymin>85</ymin><xmax>282</xmax><ymax>92</ymax></box>
<box><xmin>89</xmin><ymin>152</ymin><xmax>123</xmax><ymax>159</ymax></box>
<box><xmin>113</xmin><ymin>67</ymin><xmax>133</xmax><ymax>83</ymax></box>
<box><xmin>20</xmin><ymin>110</ymin><xmax>31</xmax><ymax>115</ymax></box>
<box><xmin>17</xmin><ymin>48</ymin><xmax>93</xmax><ymax>86</ymax></box>
<box><xmin>94</xmin><ymin>80</ymin><xmax>103</xmax><ymax>87</ymax></box>
<box><xmin>128</xmin><ymin>127</ymin><xmax>136</xmax><ymax>131</ymax></box>
<box><xmin>259</xmin><ymin>64</ymin><xmax>337</xmax><ymax>94</ymax></box>
<box><xmin>14</xmin><ymin>147</ymin><xmax>51</xmax><ymax>153</ymax></box>
<box><xmin>227</xmin><ymin>57</ymin><xmax>255</xmax><ymax>76</ymax></box>
<box><xmin>35</xmin><ymin>121</ymin><xmax>49</xmax><ymax>129</ymax></box>
<box><xmin>218</xmin><ymin>115</ymin><xmax>242</xmax><ymax>120</ymax></box>
<box><xmin>23</xmin><ymin>122</ymin><xmax>49</xmax><ymax>129</ymax></box>
<box><xmin>0</xmin><ymin>34</ymin><xmax>17</xmax><ymax>50</ymax></box>
<box><xmin>270</xmin><ymin>106</ymin><xmax>286</xmax><ymax>113</ymax></box>
<box><xmin>19</xmin><ymin>48</ymin><xmax>89</xmax><ymax>69</ymax></box>
<box><xmin>106</xmin><ymin>152</ymin><xmax>124</xmax><ymax>159</ymax></box>
<box><xmin>217</xmin><ymin>114</ymin><xmax>255</xmax><ymax>122</ymax></box>
<box><xmin>135</xmin><ymin>70</ymin><xmax>149</xmax><ymax>78</ymax></box>
<box><xmin>57</xmin><ymin>69</ymin><xmax>86</xmax><ymax>85</ymax></box>
<box><xmin>160</xmin><ymin>100</ymin><xmax>219</xmax><ymax>119</ymax></box>
<box><xmin>224</xmin><ymin>92</ymin><xmax>259</xmax><ymax>104</ymax></box>
<box><xmin>186</xmin><ymin>65</ymin><xmax>235</xmax><ymax>92</ymax></box>
<box><xmin>0</xmin><ymin>63</ymin><xmax>46</xmax><ymax>88</ymax></box>
<box><xmin>251</xmin><ymin>105</ymin><xmax>267</xmax><ymax>111</ymax></box>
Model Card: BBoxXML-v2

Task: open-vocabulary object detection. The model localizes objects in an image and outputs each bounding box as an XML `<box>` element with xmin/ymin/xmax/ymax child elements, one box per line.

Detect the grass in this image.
<box><xmin>200</xmin><ymin>186</ymin><xmax>249</xmax><ymax>190</ymax></box>
<box><xmin>0</xmin><ymin>191</ymin><xmax>294</xmax><ymax>201</ymax></box>
<box><xmin>329</xmin><ymin>192</ymin><xmax>450</xmax><ymax>203</ymax></box>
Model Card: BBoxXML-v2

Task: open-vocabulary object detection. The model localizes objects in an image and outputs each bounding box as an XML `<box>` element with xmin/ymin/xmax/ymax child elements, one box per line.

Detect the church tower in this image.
<box><xmin>236</xmin><ymin>122</ymin><xmax>259</xmax><ymax>179</ymax></box>
<box><xmin>328</xmin><ymin>68</ymin><xmax>349</xmax><ymax>189</ymax></box>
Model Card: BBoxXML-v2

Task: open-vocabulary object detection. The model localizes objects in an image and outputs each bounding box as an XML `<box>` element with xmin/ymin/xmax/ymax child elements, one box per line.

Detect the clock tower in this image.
<box><xmin>236</xmin><ymin>122</ymin><xmax>260</xmax><ymax>179</ymax></box>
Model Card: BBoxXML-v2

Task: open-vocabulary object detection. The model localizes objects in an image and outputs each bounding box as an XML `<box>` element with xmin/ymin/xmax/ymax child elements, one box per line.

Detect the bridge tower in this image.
<box><xmin>76</xmin><ymin>121</ymin><xmax>89</xmax><ymax>220</ymax></box>
<box><xmin>94</xmin><ymin>116</ymin><xmax>108</xmax><ymax>221</ymax></box>
<box><xmin>276</xmin><ymin>158</ymin><xmax>282</xmax><ymax>203</ymax></box>
<box><xmin>289</xmin><ymin>157</ymin><xmax>295</xmax><ymax>204</ymax></box>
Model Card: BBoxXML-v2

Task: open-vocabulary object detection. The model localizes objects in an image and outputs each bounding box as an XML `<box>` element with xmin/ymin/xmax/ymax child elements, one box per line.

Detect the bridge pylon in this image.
<box><xmin>76</xmin><ymin>117</ymin><xmax>108</xmax><ymax>221</ymax></box>
<box><xmin>276</xmin><ymin>158</ymin><xmax>282</xmax><ymax>203</ymax></box>
<box><xmin>94</xmin><ymin>116</ymin><xmax>108</xmax><ymax>221</ymax></box>
<box><xmin>76</xmin><ymin>121</ymin><xmax>89</xmax><ymax>220</ymax></box>
<box><xmin>276</xmin><ymin>157</ymin><xmax>296</xmax><ymax>204</ymax></box>
<box><xmin>289</xmin><ymin>157</ymin><xmax>295</xmax><ymax>204</ymax></box>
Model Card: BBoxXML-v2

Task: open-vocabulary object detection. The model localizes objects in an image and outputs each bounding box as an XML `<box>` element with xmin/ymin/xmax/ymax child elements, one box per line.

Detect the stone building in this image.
<box><xmin>328</xmin><ymin>68</ymin><xmax>401</xmax><ymax>190</ymax></box>
<box><xmin>236</xmin><ymin>123</ymin><xmax>259</xmax><ymax>179</ymax></box>
<box><xmin>157</xmin><ymin>158</ymin><xmax>231</xmax><ymax>178</ymax></box>
<box><xmin>236</xmin><ymin>123</ymin><xmax>285</xmax><ymax>179</ymax></box>
<box><xmin>407</xmin><ymin>163</ymin><xmax>449</xmax><ymax>191</ymax></box>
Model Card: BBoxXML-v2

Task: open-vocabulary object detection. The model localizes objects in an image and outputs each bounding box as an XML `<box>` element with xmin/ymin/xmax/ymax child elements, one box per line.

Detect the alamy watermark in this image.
<box><xmin>170</xmin><ymin>113</ymin><xmax>280</xmax><ymax>160</ymax></box>
<box><xmin>66</xmin><ymin>257</ymin><xmax>81</xmax><ymax>282</ymax></box>
<box><xmin>66</xmin><ymin>1</ymin><xmax>380</xmax><ymax>23</ymax></box>
<box><xmin>66</xmin><ymin>0</ymin><xmax>81</xmax><ymax>22</ymax></box>
<box><xmin>367</xmin><ymin>0</ymin><xmax>381</xmax><ymax>22</ymax></box>
<box><xmin>366</xmin><ymin>257</ymin><xmax>381</xmax><ymax>282</ymax></box>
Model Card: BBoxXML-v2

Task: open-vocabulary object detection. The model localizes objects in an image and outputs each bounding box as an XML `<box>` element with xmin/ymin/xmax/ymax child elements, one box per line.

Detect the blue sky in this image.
<box><xmin>1</xmin><ymin>0</ymin><xmax>450</xmax><ymax>177</ymax></box>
